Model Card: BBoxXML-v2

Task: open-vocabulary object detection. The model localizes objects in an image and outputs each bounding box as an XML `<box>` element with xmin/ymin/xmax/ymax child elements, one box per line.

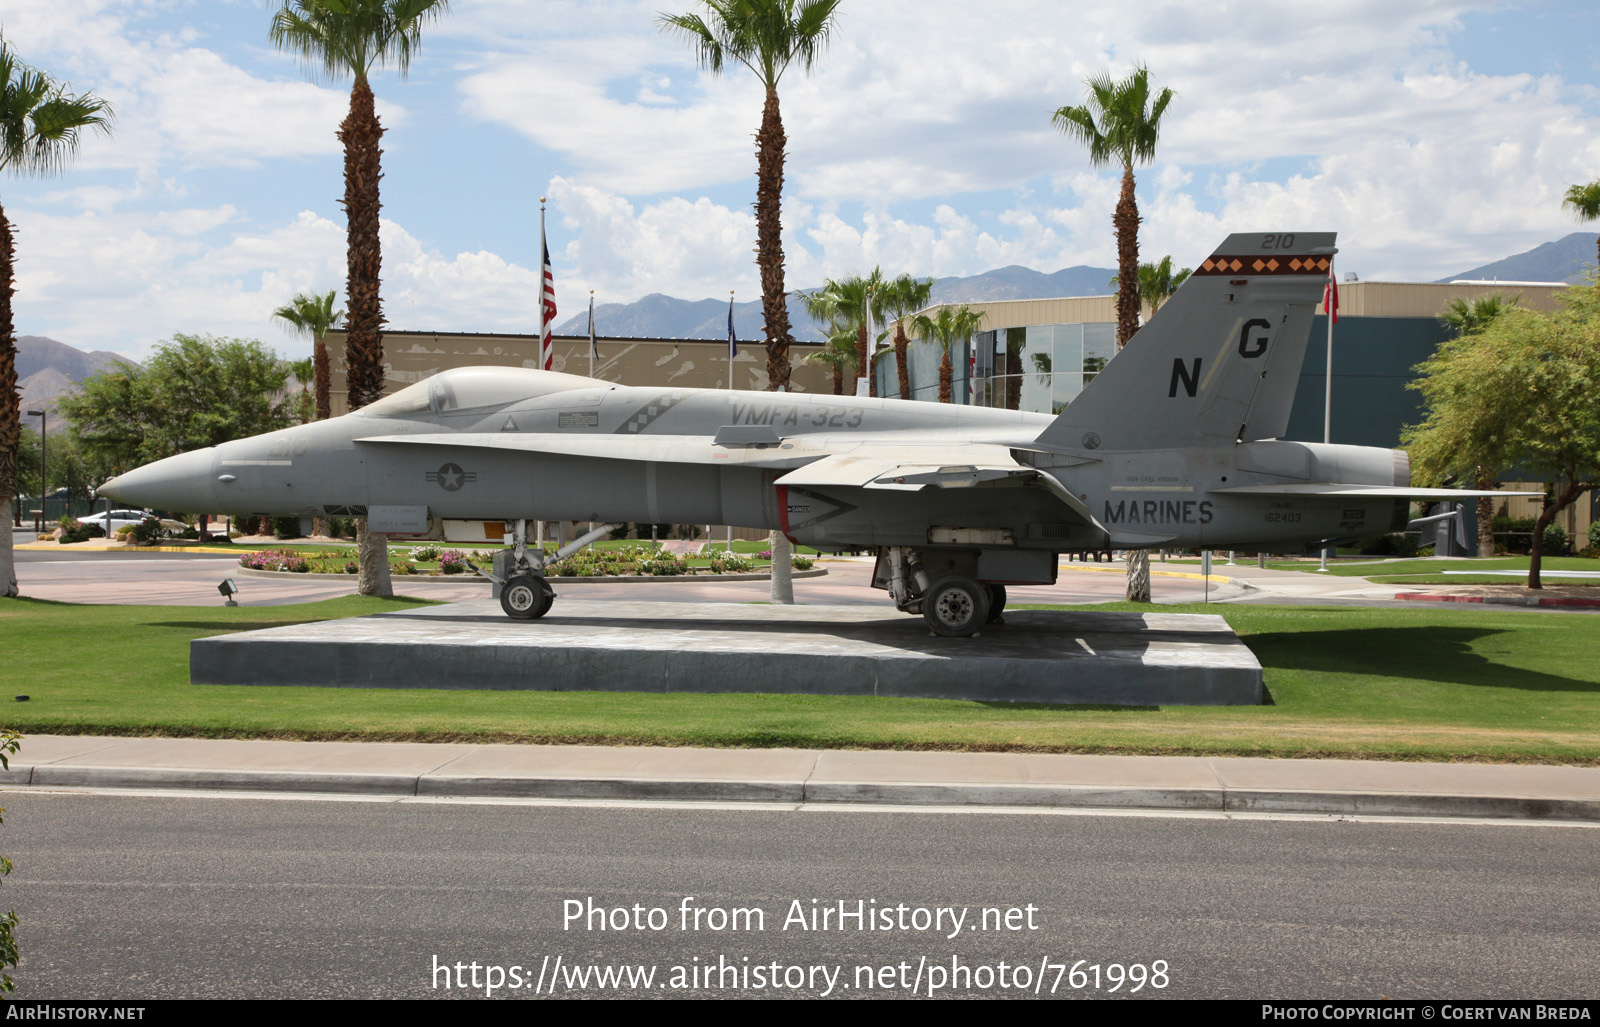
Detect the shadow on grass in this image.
<box><xmin>1246</xmin><ymin>625</ymin><xmax>1598</xmax><ymax>693</ymax></box>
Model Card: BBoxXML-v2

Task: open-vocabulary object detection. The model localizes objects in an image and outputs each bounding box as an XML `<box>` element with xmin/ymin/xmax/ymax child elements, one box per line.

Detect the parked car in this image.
<box><xmin>79</xmin><ymin>509</ymin><xmax>152</xmax><ymax>534</ymax></box>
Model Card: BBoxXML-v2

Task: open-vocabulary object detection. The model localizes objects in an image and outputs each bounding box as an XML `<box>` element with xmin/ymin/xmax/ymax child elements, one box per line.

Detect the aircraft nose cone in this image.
<box><xmin>97</xmin><ymin>449</ymin><xmax>217</xmax><ymax>513</ymax></box>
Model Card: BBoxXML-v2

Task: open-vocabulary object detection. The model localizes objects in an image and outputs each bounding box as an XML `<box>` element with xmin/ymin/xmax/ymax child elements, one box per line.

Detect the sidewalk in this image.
<box><xmin>4</xmin><ymin>735</ymin><xmax>1596</xmax><ymax>823</ymax></box>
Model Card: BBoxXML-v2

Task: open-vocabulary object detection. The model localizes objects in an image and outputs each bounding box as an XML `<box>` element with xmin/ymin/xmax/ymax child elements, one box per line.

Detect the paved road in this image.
<box><xmin>11</xmin><ymin>550</ymin><xmax>1229</xmax><ymax>607</ymax></box>
<box><xmin>3</xmin><ymin>791</ymin><xmax>1596</xmax><ymax>999</ymax></box>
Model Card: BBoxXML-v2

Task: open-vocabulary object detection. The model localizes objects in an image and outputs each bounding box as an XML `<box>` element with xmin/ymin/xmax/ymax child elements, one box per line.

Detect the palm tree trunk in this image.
<box><xmin>313</xmin><ymin>336</ymin><xmax>332</xmax><ymax>420</ymax></box>
<box><xmin>339</xmin><ymin>74</ymin><xmax>391</xmax><ymax>597</ymax></box>
<box><xmin>1125</xmin><ymin>549</ymin><xmax>1151</xmax><ymax>602</ymax></box>
<box><xmin>831</xmin><ymin>362</ymin><xmax>842</xmax><ymax>396</ymax></box>
<box><xmin>755</xmin><ymin>85</ymin><xmax>793</xmax><ymax>392</ymax></box>
<box><xmin>356</xmin><ymin>516</ymin><xmax>393</xmax><ymax>597</ymax></box>
<box><xmin>340</xmin><ymin>75</ymin><xmax>386</xmax><ymax>410</ymax></box>
<box><xmin>1113</xmin><ymin>164</ymin><xmax>1142</xmax><ymax>348</ymax></box>
<box><xmin>939</xmin><ymin>351</ymin><xmax>952</xmax><ymax>403</ymax></box>
<box><xmin>768</xmin><ymin>529</ymin><xmax>793</xmax><ymax>604</ymax></box>
<box><xmin>1475</xmin><ymin>472</ymin><xmax>1496</xmax><ymax>558</ymax></box>
<box><xmin>0</xmin><ymin>204</ymin><xmax>19</xmax><ymax>597</ymax></box>
<box><xmin>894</xmin><ymin>323</ymin><xmax>911</xmax><ymax>400</ymax></box>
<box><xmin>856</xmin><ymin>323</ymin><xmax>869</xmax><ymax>396</ymax></box>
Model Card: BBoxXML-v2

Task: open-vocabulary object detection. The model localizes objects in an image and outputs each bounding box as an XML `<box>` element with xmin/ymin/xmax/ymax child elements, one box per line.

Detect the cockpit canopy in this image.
<box><xmin>360</xmin><ymin>367</ymin><xmax>607</xmax><ymax>418</ymax></box>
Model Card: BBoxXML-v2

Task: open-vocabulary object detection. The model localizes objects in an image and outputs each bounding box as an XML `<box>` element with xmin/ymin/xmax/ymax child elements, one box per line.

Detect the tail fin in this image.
<box><xmin>1034</xmin><ymin>231</ymin><xmax>1336</xmax><ymax>452</ymax></box>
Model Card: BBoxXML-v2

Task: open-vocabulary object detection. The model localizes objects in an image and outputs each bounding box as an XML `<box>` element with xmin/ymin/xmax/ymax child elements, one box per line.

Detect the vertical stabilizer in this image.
<box><xmin>1034</xmin><ymin>231</ymin><xmax>1336</xmax><ymax>453</ymax></box>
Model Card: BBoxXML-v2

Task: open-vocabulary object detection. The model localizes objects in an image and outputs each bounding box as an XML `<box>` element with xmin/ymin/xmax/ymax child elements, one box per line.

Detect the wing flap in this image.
<box><xmin>776</xmin><ymin>453</ymin><xmax>1101</xmax><ymax>528</ymax></box>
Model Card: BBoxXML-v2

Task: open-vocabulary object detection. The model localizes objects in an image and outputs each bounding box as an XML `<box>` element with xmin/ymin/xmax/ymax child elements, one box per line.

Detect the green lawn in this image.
<box><xmin>1159</xmin><ymin>555</ymin><xmax>1599</xmax><ymax>577</ymax></box>
<box><xmin>1</xmin><ymin>596</ymin><xmax>1597</xmax><ymax>764</ymax></box>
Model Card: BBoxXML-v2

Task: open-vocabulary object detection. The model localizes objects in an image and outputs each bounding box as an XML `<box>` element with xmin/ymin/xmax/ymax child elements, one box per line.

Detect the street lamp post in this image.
<box><xmin>26</xmin><ymin>410</ymin><xmax>45</xmax><ymax>529</ymax></box>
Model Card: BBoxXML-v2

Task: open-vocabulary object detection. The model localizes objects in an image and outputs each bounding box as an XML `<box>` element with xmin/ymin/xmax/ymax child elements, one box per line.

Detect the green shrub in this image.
<box><xmin>792</xmin><ymin>555</ymin><xmax>814</xmax><ymax>570</ymax></box>
<box><xmin>129</xmin><ymin>516</ymin><xmax>163</xmax><ymax>545</ymax></box>
<box><xmin>1588</xmin><ymin>521</ymin><xmax>1600</xmax><ymax>551</ymax></box>
<box><xmin>411</xmin><ymin>543</ymin><xmax>443</xmax><ymax>563</ymax></box>
<box><xmin>272</xmin><ymin>516</ymin><xmax>301</xmax><ymax>540</ymax></box>
<box><xmin>1357</xmin><ymin>533</ymin><xmax>1417</xmax><ymax>557</ymax></box>
<box><xmin>1542</xmin><ymin>522</ymin><xmax>1569</xmax><ymax>556</ymax></box>
<box><xmin>57</xmin><ymin>520</ymin><xmax>104</xmax><ymax>544</ymax></box>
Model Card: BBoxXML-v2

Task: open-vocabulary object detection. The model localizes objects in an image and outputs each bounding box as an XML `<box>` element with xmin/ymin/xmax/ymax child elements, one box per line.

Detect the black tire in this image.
<box><xmin>500</xmin><ymin>574</ymin><xmax>554</xmax><ymax>620</ymax></box>
<box><xmin>985</xmin><ymin>584</ymin><xmax>1007</xmax><ymax>623</ymax></box>
<box><xmin>922</xmin><ymin>575</ymin><xmax>990</xmax><ymax>637</ymax></box>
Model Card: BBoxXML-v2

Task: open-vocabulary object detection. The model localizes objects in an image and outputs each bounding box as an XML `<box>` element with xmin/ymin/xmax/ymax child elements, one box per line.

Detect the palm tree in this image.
<box><xmin>1439</xmin><ymin>293</ymin><xmax>1519</xmax><ymax>337</ymax></box>
<box><xmin>1054</xmin><ymin>65</ymin><xmax>1176</xmax><ymax>348</ymax></box>
<box><xmin>802</xmin><ymin>270</ymin><xmax>884</xmax><ymax>395</ymax></box>
<box><xmin>287</xmin><ymin>357</ymin><xmax>316</xmax><ymax>424</ymax></box>
<box><xmin>802</xmin><ymin>327</ymin><xmax>857</xmax><ymax>395</ymax></box>
<box><xmin>270</xmin><ymin>0</ymin><xmax>450</xmax><ymax>597</ymax></box>
<box><xmin>271</xmin><ymin>289</ymin><xmax>343</xmax><ymax>420</ymax></box>
<box><xmin>1562</xmin><ymin>180</ymin><xmax>1600</xmax><ymax>280</ymax></box>
<box><xmin>876</xmin><ymin>273</ymin><xmax>934</xmax><ymax>400</ymax></box>
<box><xmin>911</xmin><ymin>305</ymin><xmax>985</xmax><ymax>404</ymax></box>
<box><xmin>1108</xmin><ymin>255</ymin><xmax>1192</xmax><ymax>324</ymax></box>
<box><xmin>1439</xmin><ymin>292</ymin><xmax>1519</xmax><ymax>557</ymax></box>
<box><xmin>660</xmin><ymin>0</ymin><xmax>840</xmax><ymax>394</ymax></box>
<box><xmin>1056</xmin><ymin>66</ymin><xmax>1174</xmax><ymax>603</ymax></box>
<box><xmin>0</xmin><ymin>39</ymin><xmax>112</xmax><ymax>599</ymax></box>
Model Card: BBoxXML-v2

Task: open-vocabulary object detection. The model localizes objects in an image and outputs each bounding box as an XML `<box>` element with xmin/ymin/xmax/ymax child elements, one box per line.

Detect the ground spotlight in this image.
<box><xmin>218</xmin><ymin>578</ymin><xmax>239</xmax><ymax>607</ymax></box>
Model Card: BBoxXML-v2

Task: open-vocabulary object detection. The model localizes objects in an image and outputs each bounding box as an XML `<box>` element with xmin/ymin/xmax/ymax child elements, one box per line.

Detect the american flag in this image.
<box><xmin>538</xmin><ymin>233</ymin><xmax>557</xmax><ymax>370</ymax></box>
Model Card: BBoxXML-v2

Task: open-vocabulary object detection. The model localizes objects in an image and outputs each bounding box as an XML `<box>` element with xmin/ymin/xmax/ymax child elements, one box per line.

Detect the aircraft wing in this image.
<box><xmin>355</xmin><ymin>432</ymin><xmax>813</xmax><ymax>470</ymax></box>
<box><xmin>1210</xmin><ymin>484</ymin><xmax>1543</xmax><ymax>498</ymax></box>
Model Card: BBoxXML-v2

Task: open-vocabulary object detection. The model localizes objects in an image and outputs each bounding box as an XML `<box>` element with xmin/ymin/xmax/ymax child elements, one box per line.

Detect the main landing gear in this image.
<box><xmin>479</xmin><ymin>518</ymin><xmax>622</xmax><ymax>621</ymax></box>
<box><xmin>877</xmin><ymin>548</ymin><xmax>1010</xmax><ymax>638</ymax></box>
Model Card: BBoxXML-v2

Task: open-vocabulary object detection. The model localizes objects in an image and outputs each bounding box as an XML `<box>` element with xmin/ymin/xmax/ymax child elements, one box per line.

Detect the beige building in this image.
<box><xmin>325</xmin><ymin>330</ymin><xmax>831</xmax><ymax>417</ymax></box>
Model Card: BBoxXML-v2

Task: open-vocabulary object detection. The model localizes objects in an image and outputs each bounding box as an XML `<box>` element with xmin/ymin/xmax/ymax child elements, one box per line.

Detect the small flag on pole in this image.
<box><xmin>538</xmin><ymin>201</ymin><xmax>557</xmax><ymax>371</ymax></box>
<box><xmin>1323</xmin><ymin>266</ymin><xmax>1339</xmax><ymax>325</ymax></box>
<box><xmin>588</xmin><ymin>292</ymin><xmax>598</xmax><ymax>358</ymax></box>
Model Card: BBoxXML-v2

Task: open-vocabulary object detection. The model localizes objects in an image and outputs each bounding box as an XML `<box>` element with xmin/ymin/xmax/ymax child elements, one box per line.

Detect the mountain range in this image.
<box><xmin>14</xmin><ymin>335</ymin><xmax>128</xmax><ymax>430</ymax></box>
<box><xmin>554</xmin><ymin>263</ymin><xmax>1120</xmax><ymax>341</ymax></box>
<box><xmin>1435</xmin><ymin>231</ymin><xmax>1597</xmax><ymax>285</ymax></box>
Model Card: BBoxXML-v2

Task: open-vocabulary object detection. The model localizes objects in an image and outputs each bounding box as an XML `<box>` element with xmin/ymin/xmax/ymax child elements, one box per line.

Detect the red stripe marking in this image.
<box><xmin>776</xmin><ymin>484</ymin><xmax>790</xmax><ymax>534</ymax></box>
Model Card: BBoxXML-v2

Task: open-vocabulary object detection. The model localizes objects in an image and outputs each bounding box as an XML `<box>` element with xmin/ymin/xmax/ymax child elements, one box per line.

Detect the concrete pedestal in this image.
<box><xmin>190</xmin><ymin>599</ymin><xmax>1264</xmax><ymax>706</ymax></box>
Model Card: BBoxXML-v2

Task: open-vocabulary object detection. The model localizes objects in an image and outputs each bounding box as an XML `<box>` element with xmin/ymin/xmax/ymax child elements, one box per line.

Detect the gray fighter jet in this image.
<box><xmin>100</xmin><ymin>231</ymin><xmax>1516</xmax><ymax>635</ymax></box>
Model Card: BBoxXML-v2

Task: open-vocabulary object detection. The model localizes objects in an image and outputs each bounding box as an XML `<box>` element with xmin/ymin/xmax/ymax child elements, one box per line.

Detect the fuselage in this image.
<box><xmin>99</xmin><ymin>367</ymin><xmax>1410</xmax><ymax>554</ymax></box>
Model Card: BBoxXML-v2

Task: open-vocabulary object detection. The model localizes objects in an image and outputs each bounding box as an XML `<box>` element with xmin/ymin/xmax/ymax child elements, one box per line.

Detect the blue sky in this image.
<box><xmin>4</xmin><ymin>0</ymin><xmax>1600</xmax><ymax>360</ymax></box>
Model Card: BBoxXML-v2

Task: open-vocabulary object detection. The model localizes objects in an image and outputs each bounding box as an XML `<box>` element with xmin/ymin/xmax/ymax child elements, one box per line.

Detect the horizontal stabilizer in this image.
<box><xmin>1210</xmin><ymin>484</ymin><xmax>1543</xmax><ymax>499</ymax></box>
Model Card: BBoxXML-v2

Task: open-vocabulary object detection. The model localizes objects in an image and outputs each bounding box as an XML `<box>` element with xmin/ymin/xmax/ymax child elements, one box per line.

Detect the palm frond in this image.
<box><xmin>0</xmin><ymin>39</ymin><xmax>115</xmax><ymax>178</ymax></box>
<box><xmin>268</xmin><ymin>0</ymin><xmax>451</xmax><ymax>83</ymax></box>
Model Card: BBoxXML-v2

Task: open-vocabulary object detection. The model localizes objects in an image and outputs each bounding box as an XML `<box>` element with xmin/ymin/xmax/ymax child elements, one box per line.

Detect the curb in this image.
<box><xmin>232</xmin><ymin>566</ymin><xmax>830</xmax><ymax>584</ymax></box>
<box><xmin>1058</xmin><ymin>564</ymin><xmax>1235</xmax><ymax>585</ymax></box>
<box><xmin>1395</xmin><ymin>592</ymin><xmax>1600</xmax><ymax>609</ymax></box>
<box><xmin>8</xmin><ymin>764</ymin><xmax>1596</xmax><ymax>822</ymax></box>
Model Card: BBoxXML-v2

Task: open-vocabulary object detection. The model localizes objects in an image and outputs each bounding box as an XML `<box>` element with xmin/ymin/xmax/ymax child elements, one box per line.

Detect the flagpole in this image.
<box><xmin>866</xmin><ymin>283</ymin><xmax>875</xmax><ymax>398</ymax></box>
<box><xmin>1320</xmin><ymin>258</ymin><xmax>1336</xmax><ymax>572</ymax></box>
<box><xmin>727</xmin><ymin>289</ymin><xmax>735</xmax><ymax>554</ymax></box>
<box><xmin>589</xmin><ymin>290</ymin><xmax>595</xmax><ymax>379</ymax></box>
<box><xmin>538</xmin><ymin>196</ymin><xmax>548</xmax><ymax>371</ymax></box>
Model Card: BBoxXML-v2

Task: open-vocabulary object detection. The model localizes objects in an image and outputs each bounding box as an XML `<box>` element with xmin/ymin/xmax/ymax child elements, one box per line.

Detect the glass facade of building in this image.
<box><xmin>968</xmin><ymin>322</ymin><xmax>1117</xmax><ymax>413</ymax></box>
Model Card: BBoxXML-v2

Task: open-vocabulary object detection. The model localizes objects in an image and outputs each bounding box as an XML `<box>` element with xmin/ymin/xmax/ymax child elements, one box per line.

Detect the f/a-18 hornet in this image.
<box><xmin>101</xmin><ymin>231</ymin><xmax>1507</xmax><ymax>635</ymax></box>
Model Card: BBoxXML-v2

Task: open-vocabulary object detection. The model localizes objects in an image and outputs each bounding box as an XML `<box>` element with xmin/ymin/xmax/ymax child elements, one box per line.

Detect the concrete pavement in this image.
<box><xmin>3</xmin><ymin>734</ymin><xmax>1596</xmax><ymax>823</ymax></box>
